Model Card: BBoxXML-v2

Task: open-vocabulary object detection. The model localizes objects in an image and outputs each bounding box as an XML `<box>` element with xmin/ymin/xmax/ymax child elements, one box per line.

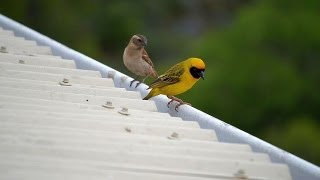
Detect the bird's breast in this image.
<box><xmin>159</xmin><ymin>75</ymin><xmax>199</xmax><ymax>96</ymax></box>
<box><xmin>123</xmin><ymin>49</ymin><xmax>152</xmax><ymax>76</ymax></box>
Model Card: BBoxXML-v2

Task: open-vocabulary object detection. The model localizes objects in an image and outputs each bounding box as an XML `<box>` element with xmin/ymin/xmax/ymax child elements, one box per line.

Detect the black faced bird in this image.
<box><xmin>143</xmin><ymin>57</ymin><xmax>205</xmax><ymax>111</ymax></box>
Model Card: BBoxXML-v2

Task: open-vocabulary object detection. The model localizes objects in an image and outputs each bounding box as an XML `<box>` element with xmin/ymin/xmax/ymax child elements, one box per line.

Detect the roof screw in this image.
<box><xmin>107</xmin><ymin>71</ymin><xmax>116</xmax><ymax>79</ymax></box>
<box><xmin>18</xmin><ymin>59</ymin><xmax>25</xmax><ymax>64</ymax></box>
<box><xmin>167</xmin><ymin>132</ymin><xmax>179</xmax><ymax>140</ymax></box>
<box><xmin>0</xmin><ymin>46</ymin><xmax>7</xmax><ymax>53</ymax></box>
<box><xmin>121</xmin><ymin>76</ymin><xmax>128</xmax><ymax>83</ymax></box>
<box><xmin>59</xmin><ymin>78</ymin><xmax>72</xmax><ymax>86</ymax></box>
<box><xmin>125</xmin><ymin>127</ymin><xmax>132</xmax><ymax>133</ymax></box>
<box><xmin>234</xmin><ymin>169</ymin><xmax>248</xmax><ymax>180</ymax></box>
<box><xmin>118</xmin><ymin>107</ymin><xmax>130</xmax><ymax>115</ymax></box>
<box><xmin>102</xmin><ymin>101</ymin><xmax>115</xmax><ymax>109</ymax></box>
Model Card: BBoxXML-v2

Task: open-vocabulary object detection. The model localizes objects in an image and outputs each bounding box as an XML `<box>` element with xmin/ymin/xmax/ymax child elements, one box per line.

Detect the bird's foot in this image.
<box><xmin>175</xmin><ymin>101</ymin><xmax>191</xmax><ymax>112</ymax></box>
<box><xmin>129</xmin><ymin>79</ymin><xmax>139</xmax><ymax>88</ymax></box>
<box><xmin>135</xmin><ymin>81</ymin><xmax>142</xmax><ymax>88</ymax></box>
<box><xmin>167</xmin><ymin>99</ymin><xmax>175</xmax><ymax>108</ymax></box>
<box><xmin>135</xmin><ymin>76</ymin><xmax>149</xmax><ymax>88</ymax></box>
<box><xmin>167</xmin><ymin>96</ymin><xmax>191</xmax><ymax>112</ymax></box>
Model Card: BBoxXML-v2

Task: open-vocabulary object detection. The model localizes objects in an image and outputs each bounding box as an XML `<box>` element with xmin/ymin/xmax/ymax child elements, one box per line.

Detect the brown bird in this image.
<box><xmin>123</xmin><ymin>34</ymin><xmax>158</xmax><ymax>88</ymax></box>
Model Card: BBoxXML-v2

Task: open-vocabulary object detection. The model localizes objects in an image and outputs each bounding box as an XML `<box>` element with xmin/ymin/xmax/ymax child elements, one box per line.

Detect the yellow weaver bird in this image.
<box><xmin>143</xmin><ymin>57</ymin><xmax>205</xmax><ymax>111</ymax></box>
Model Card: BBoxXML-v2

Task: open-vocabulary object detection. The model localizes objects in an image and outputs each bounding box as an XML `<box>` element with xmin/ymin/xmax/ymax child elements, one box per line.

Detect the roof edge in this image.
<box><xmin>1</xmin><ymin>14</ymin><xmax>319</xmax><ymax>180</ymax></box>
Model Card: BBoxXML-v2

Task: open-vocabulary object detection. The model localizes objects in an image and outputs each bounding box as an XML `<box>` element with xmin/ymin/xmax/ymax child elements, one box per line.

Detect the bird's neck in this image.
<box><xmin>128</xmin><ymin>43</ymin><xmax>143</xmax><ymax>51</ymax></box>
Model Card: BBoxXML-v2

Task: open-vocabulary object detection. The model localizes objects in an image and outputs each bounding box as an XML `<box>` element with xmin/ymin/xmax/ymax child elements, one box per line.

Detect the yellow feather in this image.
<box><xmin>143</xmin><ymin>57</ymin><xmax>205</xmax><ymax>100</ymax></box>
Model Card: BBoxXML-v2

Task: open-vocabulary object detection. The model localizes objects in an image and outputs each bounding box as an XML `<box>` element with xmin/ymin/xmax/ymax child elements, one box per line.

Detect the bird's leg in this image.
<box><xmin>167</xmin><ymin>96</ymin><xmax>191</xmax><ymax>111</ymax></box>
<box><xmin>135</xmin><ymin>75</ymin><xmax>149</xmax><ymax>88</ymax></box>
<box><xmin>175</xmin><ymin>100</ymin><xmax>192</xmax><ymax>112</ymax></box>
<box><xmin>129</xmin><ymin>75</ymin><xmax>140</xmax><ymax>87</ymax></box>
<box><xmin>167</xmin><ymin>98</ymin><xmax>175</xmax><ymax>108</ymax></box>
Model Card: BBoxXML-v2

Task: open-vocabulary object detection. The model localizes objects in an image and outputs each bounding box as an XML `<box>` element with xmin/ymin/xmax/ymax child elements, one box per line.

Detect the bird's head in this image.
<box><xmin>131</xmin><ymin>34</ymin><xmax>147</xmax><ymax>48</ymax></box>
<box><xmin>189</xmin><ymin>58</ymin><xmax>205</xmax><ymax>80</ymax></box>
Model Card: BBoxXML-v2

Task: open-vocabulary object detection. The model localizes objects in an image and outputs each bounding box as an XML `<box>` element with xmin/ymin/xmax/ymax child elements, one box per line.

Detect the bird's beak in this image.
<box><xmin>198</xmin><ymin>71</ymin><xmax>205</xmax><ymax>80</ymax></box>
<box><xmin>142</xmin><ymin>41</ymin><xmax>147</xmax><ymax>47</ymax></box>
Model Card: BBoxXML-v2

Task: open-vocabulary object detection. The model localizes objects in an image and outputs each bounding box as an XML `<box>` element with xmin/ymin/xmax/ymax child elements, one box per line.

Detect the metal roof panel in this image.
<box><xmin>0</xmin><ymin>14</ymin><xmax>302</xmax><ymax>180</ymax></box>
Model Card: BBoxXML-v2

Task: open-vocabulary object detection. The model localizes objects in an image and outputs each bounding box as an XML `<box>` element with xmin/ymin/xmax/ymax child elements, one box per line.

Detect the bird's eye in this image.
<box><xmin>138</xmin><ymin>39</ymin><xmax>142</xmax><ymax>42</ymax></box>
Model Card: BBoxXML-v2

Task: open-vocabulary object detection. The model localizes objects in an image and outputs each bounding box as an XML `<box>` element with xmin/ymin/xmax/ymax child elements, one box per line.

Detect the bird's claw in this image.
<box><xmin>167</xmin><ymin>99</ymin><xmax>175</xmax><ymax>108</ymax></box>
<box><xmin>129</xmin><ymin>80</ymin><xmax>135</xmax><ymax>87</ymax></box>
<box><xmin>174</xmin><ymin>105</ymin><xmax>180</xmax><ymax>112</ymax></box>
<box><xmin>129</xmin><ymin>79</ymin><xmax>139</xmax><ymax>88</ymax></box>
<box><xmin>135</xmin><ymin>76</ymin><xmax>148</xmax><ymax>88</ymax></box>
<box><xmin>167</xmin><ymin>96</ymin><xmax>191</xmax><ymax>111</ymax></box>
<box><xmin>135</xmin><ymin>82</ymin><xmax>142</xmax><ymax>88</ymax></box>
<box><xmin>174</xmin><ymin>102</ymin><xmax>191</xmax><ymax>112</ymax></box>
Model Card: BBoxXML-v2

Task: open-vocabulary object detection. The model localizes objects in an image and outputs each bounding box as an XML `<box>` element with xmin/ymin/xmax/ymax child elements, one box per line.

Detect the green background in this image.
<box><xmin>1</xmin><ymin>0</ymin><xmax>319</xmax><ymax>165</ymax></box>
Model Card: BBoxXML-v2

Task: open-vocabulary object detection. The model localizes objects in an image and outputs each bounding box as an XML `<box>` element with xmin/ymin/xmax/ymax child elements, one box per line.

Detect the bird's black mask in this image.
<box><xmin>190</xmin><ymin>67</ymin><xmax>205</xmax><ymax>80</ymax></box>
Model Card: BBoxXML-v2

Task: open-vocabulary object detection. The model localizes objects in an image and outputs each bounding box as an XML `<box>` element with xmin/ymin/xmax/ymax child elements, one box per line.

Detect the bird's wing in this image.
<box><xmin>149</xmin><ymin>63</ymin><xmax>184</xmax><ymax>89</ymax></box>
<box><xmin>142</xmin><ymin>49</ymin><xmax>158</xmax><ymax>77</ymax></box>
<box><xmin>142</xmin><ymin>49</ymin><xmax>154</xmax><ymax>67</ymax></box>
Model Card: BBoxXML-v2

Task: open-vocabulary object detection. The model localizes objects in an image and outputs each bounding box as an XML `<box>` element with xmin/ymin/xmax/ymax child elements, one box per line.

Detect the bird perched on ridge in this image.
<box><xmin>143</xmin><ymin>57</ymin><xmax>205</xmax><ymax>111</ymax></box>
<box><xmin>123</xmin><ymin>34</ymin><xmax>158</xmax><ymax>88</ymax></box>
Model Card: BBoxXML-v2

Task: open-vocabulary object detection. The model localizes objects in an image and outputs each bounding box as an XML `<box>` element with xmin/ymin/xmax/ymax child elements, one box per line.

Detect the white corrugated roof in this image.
<box><xmin>0</xmin><ymin>19</ymin><xmax>294</xmax><ymax>179</ymax></box>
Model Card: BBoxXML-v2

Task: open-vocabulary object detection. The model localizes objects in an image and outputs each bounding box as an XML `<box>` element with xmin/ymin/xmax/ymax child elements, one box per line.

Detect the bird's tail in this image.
<box><xmin>149</xmin><ymin>67</ymin><xmax>158</xmax><ymax>78</ymax></box>
<box><xmin>143</xmin><ymin>89</ymin><xmax>158</xmax><ymax>100</ymax></box>
<box><xmin>143</xmin><ymin>92</ymin><xmax>153</xmax><ymax>100</ymax></box>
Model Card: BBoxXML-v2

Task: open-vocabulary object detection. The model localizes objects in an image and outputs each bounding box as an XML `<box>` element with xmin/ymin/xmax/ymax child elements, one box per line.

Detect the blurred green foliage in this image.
<box><xmin>188</xmin><ymin>0</ymin><xmax>320</xmax><ymax>165</ymax></box>
<box><xmin>1</xmin><ymin>0</ymin><xmax>319</xmax><ymax>165</ymax></box>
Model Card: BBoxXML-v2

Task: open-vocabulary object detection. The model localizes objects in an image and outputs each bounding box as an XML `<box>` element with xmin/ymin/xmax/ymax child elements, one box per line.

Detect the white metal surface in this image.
<box><xmin>0</xmin><ymin>78</ymin><xmax>141</xmax><ymax>99</ymax></box>
<box><xmin>0</xmin><ymin>43</ymin><xmax>52</xmax><ymax>55</ymax></box>
<box><xmin>0</xmin><ymin>123</ymin><xmax>250</xmax><ymax>151</ymax></box>
<box><xmin>0</xmin><ymin>119</ymin><xmax>216</xmax><ymax>141</ymax></box>
<box><xmin>0</xmin><ymin>146</ymin><xmax>291</xmax><ymax>180</ymax></box>
<box><xmin>0</xmin><ymin>53</ymin><xmax>73</xmax><ymax>68</ymax></box>
<box><xmin>0</xmin><ymin>138</ymin><xmax>270</xmax><ymax>162</ymax></box>
<box><xmin>0</xmin><ymin>62</ymin><xmax>101</xmax><ymax>77</ymax></box>
<box><xmin>0</xmin><ymin>36</ymin><xmax>37</xmax><ymax>46</ymax></box>
<box><xmin>0</xmin><ymin>13</ymin><xmax>313</xmax><ymax>180</ymax></box>
<box><xmin>0</xmin><ymin>70</ymin><xmax>115</xmax><ymax>87</ymax></box>
<box><xmin>0</xmin><ymin>87</ymin><xmax>157</xmax><ymax>111</ymax></box>
<box><xmin>0</xmin><ymin>112</ymin><xmax>197</xmax><ymax>128</ymax></box>
<box><xmin>0</xmin><ymin>28</ymin><xmax>14</xmax><ymax>36</ymax></box>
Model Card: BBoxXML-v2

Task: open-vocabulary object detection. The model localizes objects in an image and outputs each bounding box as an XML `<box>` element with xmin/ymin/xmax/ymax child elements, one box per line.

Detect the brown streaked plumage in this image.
<box><xmin>123</xmin><ymin>34</ymin><xmax>158</xmax><ymax>88</ymax></box>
